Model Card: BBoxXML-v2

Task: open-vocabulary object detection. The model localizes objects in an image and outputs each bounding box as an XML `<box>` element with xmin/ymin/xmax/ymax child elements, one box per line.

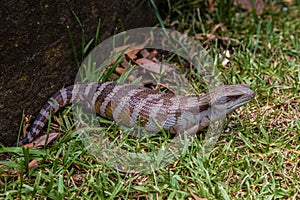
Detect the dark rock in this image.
<box><xmin>0</xmin><ymin>0</ymin><xmax>166</xmax><ymax>146</ymax></box>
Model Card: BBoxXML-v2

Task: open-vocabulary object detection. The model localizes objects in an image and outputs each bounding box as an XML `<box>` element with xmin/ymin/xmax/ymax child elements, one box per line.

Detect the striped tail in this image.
<box><xmin>16</xmin><ymin>83</ymin><xmax>104</xmax><ymax>146</ymax></box>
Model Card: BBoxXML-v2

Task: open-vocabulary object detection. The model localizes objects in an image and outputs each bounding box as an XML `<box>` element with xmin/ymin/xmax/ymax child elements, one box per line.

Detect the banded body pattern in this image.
<box><xmin>16</xmin><ymin>81</ymin><xmax>255</xmax><ymax>146</ymax></box>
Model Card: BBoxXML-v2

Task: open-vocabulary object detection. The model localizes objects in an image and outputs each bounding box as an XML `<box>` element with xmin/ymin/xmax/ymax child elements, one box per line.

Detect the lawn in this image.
<box><xmin>0</xmin><ymin>0</ymin><xmax>299</xmax><ymax>199</ymax></box>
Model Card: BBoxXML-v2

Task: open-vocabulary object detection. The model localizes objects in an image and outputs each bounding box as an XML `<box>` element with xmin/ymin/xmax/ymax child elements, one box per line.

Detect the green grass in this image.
<box><xmin>1</xmin><ymin>0</ymin><xmax>300</xmax><ymax>199</ymax></box>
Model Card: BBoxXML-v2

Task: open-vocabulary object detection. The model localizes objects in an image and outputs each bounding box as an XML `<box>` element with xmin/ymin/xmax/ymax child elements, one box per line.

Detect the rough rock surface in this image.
<box><xmin>0</xmin><ymin>0</ymin><xmax>166</xmax><ymax>146</ymax></box>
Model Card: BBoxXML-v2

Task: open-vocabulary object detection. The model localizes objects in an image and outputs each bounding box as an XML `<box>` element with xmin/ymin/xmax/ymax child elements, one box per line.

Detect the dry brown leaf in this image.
<box><xmin>105</xmin><ymin>44</ymin><xmax>146</xmax><ymax>68</ymax></box>
<box><xmin>147</xmin><ymin>49</ymin><xmax>159</xmax><ymax>60</ymax></box>
<box><xmin>139</xmin><ymin>49</ymin><xmax>150</xmax><ymax>58</ymax></box>
<box><xmin>113</xmin><ymin>45</ymin><xmax>143</xmax><ymax>55</ymax></box>
<box><xmin>28</xmin><ymin>160</ymin><xmax>39</xmax><ymax>169</ymax></box>
<box><xmin>233</xmin><ymin>0</ymin><xmax>269</xmax><ymax>15</ymax></box>
<box><xmin>135</xmin><ymin>58</ymin><xmax>174</xmax><ymax>74</ymax></box>
<box><xmin>125</xmin><ymin>49</ymin><xmax>141</xmax><ymax>61</ymax></box>
<box><xmin>208</xmin><ymin>0</ymin><xmax>218</xmax><ymax>12</ymax></box>
<box><xmin>23</xmin><ymin>132</ymin><xmax>59</xmax><ymax>148</ymax></box>
<box><xmin>115</xmin><ymin>66</ymin><xmax>127</xmax><ymax>75</ymax></box>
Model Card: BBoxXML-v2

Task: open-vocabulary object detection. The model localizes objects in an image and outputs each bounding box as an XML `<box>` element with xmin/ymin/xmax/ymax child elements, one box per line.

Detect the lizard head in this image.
<box><xmin>208</xmin><ymin>84</ymin><xmax>255</xmax><ymax>114</ymax></box>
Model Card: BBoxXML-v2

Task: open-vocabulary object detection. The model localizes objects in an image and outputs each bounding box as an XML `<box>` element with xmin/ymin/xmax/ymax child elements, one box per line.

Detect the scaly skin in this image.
<box><xmin>16</xmin><ymin>82</ymin><xmax>255</xmax><ymax>146</ymax></box>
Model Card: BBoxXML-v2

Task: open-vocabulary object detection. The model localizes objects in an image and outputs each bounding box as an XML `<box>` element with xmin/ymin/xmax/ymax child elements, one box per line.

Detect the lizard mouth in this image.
<box><xmin>227</xmin><ymin>90</ymin><xmax>255</xmax><ymax>110</ymax></box>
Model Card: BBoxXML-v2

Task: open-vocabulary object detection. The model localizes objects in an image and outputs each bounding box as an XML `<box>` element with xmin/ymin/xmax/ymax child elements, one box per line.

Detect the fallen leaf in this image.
<box><xmin>135</xmin><ymin>58</ymin><xmax>174</xmax><ymax>74</ymax></box>
<box><xmin>28</xmin><ymin>160</ymin><xmax>39</xmax><ymax>169</ymax></box>
<box><xmin>139</xmin><ymin>49</ymin><xmax>150</xmax><ymax>58</ymax></box>
<box><xmin>233</xmin><ymin>0</ymin><xmax>270</xmax><ymax>15</ymax></box>
<box><xmin>125</xmin><ymin>49</ymin><xmax>141</xmax><ymax>60</ymax></box>
<box><xmin>208</xmin><ymin>0</ymin><xmax>218</xmax><ymax>12</ymax></box>
<box><xmin>23</xmin><ymin>132</ymin><xmax>59</xmax><ymax>148</ymax></box>
<box><xmin>115</xmin><ymin>66</ymin><xmax>127</xmax><ymax>75</ymax></box>
<box><xmin>146</xmin><ymin>49</ymin><xmax>159</xmax><ymax>60</ymax></box>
